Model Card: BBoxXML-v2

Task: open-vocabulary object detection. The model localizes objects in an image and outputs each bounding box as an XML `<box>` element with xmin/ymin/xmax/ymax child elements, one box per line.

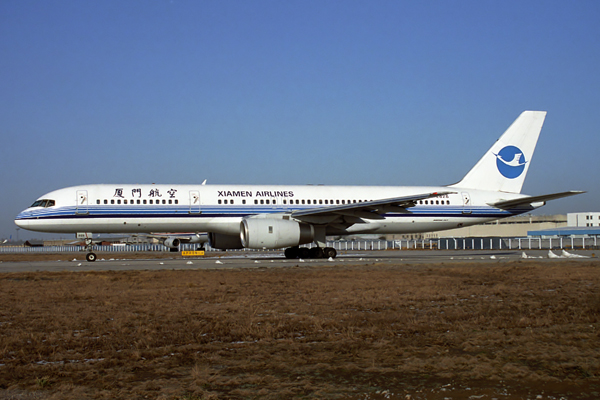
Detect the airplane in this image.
<box><xmin>146</xmin><ymin>232</ymin><xmax>209</xmax><ymax>251</ymax></box>
<box><xmin>66</xmin><ymin>232</ymin><xmax>209</xmax><ymax>251</ymax></box>
<box><xmin>15</xmin><ymin>111</ymin><xmax>583</xmax><ymax>262</ymax></box>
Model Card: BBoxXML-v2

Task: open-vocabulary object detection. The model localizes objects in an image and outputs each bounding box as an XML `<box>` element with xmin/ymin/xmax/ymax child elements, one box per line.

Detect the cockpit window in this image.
<box><xmin>30</xmin><ymin>199</ymin><xmax>55</xmax><ymax>208</ymax></box>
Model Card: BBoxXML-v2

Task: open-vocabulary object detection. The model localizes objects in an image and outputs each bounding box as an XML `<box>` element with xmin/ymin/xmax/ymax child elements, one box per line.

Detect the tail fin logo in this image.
<box><xmin>494</xmin><ymin>145</ymin><xmax>527</xmax><ymax>179</ymax></box>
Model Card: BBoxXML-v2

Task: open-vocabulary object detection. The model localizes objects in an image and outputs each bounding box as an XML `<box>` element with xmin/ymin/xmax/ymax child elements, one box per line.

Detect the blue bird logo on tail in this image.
<box><xmin>494</xmin><ymin>146</ymin><xmax>527</xmax><ymax>179</ymax></box>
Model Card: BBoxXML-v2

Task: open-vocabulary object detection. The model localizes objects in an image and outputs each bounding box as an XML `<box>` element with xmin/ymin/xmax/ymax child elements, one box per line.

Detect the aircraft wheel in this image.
<box><xmin>86</xmin><ymin>252</ymin><xmax>97</xmax><ymax>262</ymax></box>
<box><xmin>323</xmin><ymin>247</ymin><xmax>337</xmax><ymax>259</ymax></box>
<box><xmin>285</xmin><ymin>247</ymin><xmax>299</xmax><ymax>259</ymax></box>
<box><xmin>298</xmin><ymin>247</ymin><xmax>310</xmax><ymax>259</ymax></box>
<box><xmin>309</xmin><ymin>247</ymin><xmax>324</xmax><ymax>259</ymax></box>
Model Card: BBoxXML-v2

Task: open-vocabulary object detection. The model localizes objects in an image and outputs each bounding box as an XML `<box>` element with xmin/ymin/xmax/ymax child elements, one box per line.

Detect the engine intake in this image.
<box><xmin>163</xmin><ymin>237</ymin><xmax>181</xmax><ymax>249</ymax></box>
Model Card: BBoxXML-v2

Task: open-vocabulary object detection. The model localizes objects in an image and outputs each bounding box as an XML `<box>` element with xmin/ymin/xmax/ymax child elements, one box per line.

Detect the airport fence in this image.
<box><xmin>0</xmin><ymin>236</ymin><xmax>598</xmax><ymax>255</ymax></box>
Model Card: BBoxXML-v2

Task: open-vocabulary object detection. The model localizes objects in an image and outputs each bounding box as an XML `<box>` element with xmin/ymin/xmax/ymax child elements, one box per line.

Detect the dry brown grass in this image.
<box><xmin>1</xmin><ymin>260</ymin><xmax>599</xmax><ymax>399</ymax></box>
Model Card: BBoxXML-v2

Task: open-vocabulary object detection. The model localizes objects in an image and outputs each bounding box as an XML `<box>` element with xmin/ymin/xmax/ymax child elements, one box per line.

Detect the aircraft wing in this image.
<box><xmin>291</xmin><ymin>191</ymin><xmax>455</xmax><ymax>223</ymax></box>
<box><xmin>489</xmin><ymin>191</ymin><xmax>585</xmax><ymax>210</ymax></box>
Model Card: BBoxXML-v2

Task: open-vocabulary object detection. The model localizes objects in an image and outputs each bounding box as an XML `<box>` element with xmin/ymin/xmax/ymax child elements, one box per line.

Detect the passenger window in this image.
<box><xmin>104</xmin><ymin>200</ymin><xmax>108</xmax><ymax>204</ymax></box>
<box><xmin>302</xmin><ymin>200</ymin><xmax>305</xmax><ymax>204</ymax></box>
<box><xmin>96</xmin><ymin>200</ymin><xmax>100</xmax><ymax>204</ymax></box>
<box><xmin>320</xmin><ymin>200</ymin><xmax>324</xmax><ymax>204</ymax></box>
<box><xmin>254</xmin><ymin>199</ymin><xmax>258</xmax><ymax>204</ymax></box>
<box><xmin>266</xmin><ymin>200</ymin><xmax>270</xmax><ymax>204</ymax></box>
<box><xmin>260</xmin><ymin>200</ymin><xmax>264</xmax><ymax>204</ymax></box>
<box><xmin>143</xmin><ymin>200</ymin><xmax>147</xmax><ymax>204</ymax></box>
<box><xmin>137</xmin><ymin>199</ymin><xmax>141</xmax><ymax>204</ymax></box>
<box><xmin>242</xmin><ymin>199</ymin><xmax>246</xmax><ymax>204</ymax></box>
<box><xmin>231</xmin><ymin>199</ymin><xmax>234</xmax><ymax>204</ymax></box>
<box><xmin>111</xmin><ymin>199</ymin><xmax>115</xmax><ymax>204</ymax></box>
<box><xmin>123</xmin><ymin>200</ymin><xmax>127</xmax><ymax>204</ymax></box>
<box><xmin>307</xmin><ymin>200</ymin><xmax>311</xmax><ymax>204</ymax></box>
<box><xmin>273</xmin><ymin>200</ymin><xmax>276</xmax><ymax>204</ymax></box>
<box><xmin>218</xmin><ymin>200</ymin><xmax>222</xmax><ymax>204</ymax></box>
<box><xmin>168</xmin><ymin>199</ymin><xmax>172</xmax><ymax>204</ymax></box>
<box><xmin>175</xmin><ymin>200</ymin><xmax>178</xmax><ymax>204</ymax></box>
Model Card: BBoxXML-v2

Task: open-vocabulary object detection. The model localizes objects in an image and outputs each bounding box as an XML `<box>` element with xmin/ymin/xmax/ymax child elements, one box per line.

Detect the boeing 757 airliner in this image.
<box><xmin>15</xmin><ymin>111</ymin><xmax>583</xmax><ymax>261</ymax></box>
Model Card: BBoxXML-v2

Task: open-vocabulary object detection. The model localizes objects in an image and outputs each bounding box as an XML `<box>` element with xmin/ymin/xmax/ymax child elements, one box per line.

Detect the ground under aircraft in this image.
<box><xmin>15</xmin><ymin>111</ymin><xmax>583</xmax><ymax>261</ymax></box>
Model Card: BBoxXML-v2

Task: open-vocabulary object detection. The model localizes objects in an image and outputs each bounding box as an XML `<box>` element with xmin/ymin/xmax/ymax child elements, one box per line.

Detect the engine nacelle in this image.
<box><xmin>163</xmin><ymin>237</ymin><xmax>181</xmax><ymax>249</ymax></box>
<box><xmin>241</xmin><ymin>218</ymin><xmax>314</xmax><ymax>249</ymax></box>
<box><xmin>208</xmin><ymin>232</ymin><xmax>244</xmax><ymax>249</ymax></box>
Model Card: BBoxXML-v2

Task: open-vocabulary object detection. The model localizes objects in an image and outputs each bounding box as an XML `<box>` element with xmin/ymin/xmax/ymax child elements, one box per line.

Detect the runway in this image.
<box><xmin>0</xmin><ymin>249</ymin><xmax>596</xmax><ymax>273</ymax></box>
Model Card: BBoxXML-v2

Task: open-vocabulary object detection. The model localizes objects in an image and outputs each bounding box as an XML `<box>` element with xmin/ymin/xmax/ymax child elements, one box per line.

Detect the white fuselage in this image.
<box><xmin>14</xmin><ymin>183</ymin><xmax>533</xmax><ymax>236</ymax></box>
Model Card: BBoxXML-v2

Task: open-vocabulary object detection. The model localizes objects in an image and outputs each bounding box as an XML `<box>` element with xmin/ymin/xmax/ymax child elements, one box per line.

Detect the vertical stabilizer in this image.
<box><xmin>450</xmin><ymin>110</ymin><xmax>547</xmax><ymax>193</ymax></box>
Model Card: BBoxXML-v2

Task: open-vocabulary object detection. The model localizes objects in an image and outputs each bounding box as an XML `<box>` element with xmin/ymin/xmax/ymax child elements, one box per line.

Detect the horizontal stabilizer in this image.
<box><xmin>490</xmin><ymin>191</ymin><xmax>585</xmax><ymax>209</ymax></box>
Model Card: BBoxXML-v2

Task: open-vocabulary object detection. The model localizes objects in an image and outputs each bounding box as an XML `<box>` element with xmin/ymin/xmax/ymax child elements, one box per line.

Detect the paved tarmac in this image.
<box><xmin>0</xmin><ymin>249</ymin><xmax>597</xmax><ymax>273</ymax></box>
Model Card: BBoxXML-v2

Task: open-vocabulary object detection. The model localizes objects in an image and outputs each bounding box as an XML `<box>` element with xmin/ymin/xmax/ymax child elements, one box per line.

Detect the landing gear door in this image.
<box><xmin>189</xmin><ymin>190</ymin><xmax>201</xmax><ymax>214</ymax></box>
<box><xmin>76</xmin><ymin>190</ymin><xmax>89</xmax><ymax>215</ymax></box>
<box><xmin>461</xmin><ymin>192</ymin><xmax>472</xmax><ymax>214</ymax></box>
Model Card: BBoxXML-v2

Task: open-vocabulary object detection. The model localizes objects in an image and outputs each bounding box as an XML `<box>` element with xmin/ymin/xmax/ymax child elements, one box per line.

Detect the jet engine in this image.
<box><xmin>241</xmin><ymin>218</ymin><xmax>314</xmax><ymax>249</ymax></box>
<box><xmin>163</xmin><ymin>237</ymin><xmax>181</xmax><ymax>249</ymax></box>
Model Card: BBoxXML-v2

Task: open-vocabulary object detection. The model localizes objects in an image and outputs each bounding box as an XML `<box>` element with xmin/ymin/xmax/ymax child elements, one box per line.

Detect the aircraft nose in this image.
<box><xmin>14</xmin><ymin>210</ymin><xmax>30</xmax><ymax>229</ymax></box>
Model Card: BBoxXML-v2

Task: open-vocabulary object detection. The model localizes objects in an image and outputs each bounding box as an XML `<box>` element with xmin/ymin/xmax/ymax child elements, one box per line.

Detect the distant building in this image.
<box><xmin>567</xmin><ymin>212</ymin><xmax>600</xmax><ymax>227</ymax></box>
<box><xmin>24</xmin><ymin>240</ymin><xmax>44</xmax><ymax>247</ymax></box>
<box><xmin>527</xmin><ymin>212</ymin><xmax>600</xmax><ymax>237</ymax></box>
<box><xmin>387</xmin><ymin>214</ymin><xmax>567</xmax><ymax>240</ymax></box>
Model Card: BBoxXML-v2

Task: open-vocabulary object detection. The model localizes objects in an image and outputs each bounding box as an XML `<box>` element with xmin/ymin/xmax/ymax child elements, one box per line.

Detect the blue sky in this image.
<box><xmin>1</xmin><ymin>1</ymin><xmax>599</xmax><ymax>240</ymax></box>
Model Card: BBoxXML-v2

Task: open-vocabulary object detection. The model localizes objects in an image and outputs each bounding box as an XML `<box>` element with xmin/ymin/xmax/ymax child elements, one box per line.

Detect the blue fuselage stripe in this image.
<box><xmin>16</xmin><ymin>205</ymin><xmax>525</xmax><ymax>221</ymax></box>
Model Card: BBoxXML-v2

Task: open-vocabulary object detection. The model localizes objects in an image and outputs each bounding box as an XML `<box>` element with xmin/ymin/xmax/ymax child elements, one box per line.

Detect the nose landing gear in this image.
<box><xmin>83</xmin><ymin>237</ymin><xmax>97</xmax><ymax>262</ymax></box>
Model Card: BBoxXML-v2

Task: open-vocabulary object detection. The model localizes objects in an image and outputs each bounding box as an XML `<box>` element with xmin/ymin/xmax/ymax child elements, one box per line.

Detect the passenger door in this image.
<box><xmin>76</xmin><ymin>190</ymin><xmax>89</xmax><ymax>215</ymax></box>
<box><xmin>189</xmin><ymin>190</ymin><xmax>201</xmax><ymax>214</ymax></box>
<box><xmin>461</xmin><ymin>192</ymin><xmax>472</xmax><ymax>214</ymax></box>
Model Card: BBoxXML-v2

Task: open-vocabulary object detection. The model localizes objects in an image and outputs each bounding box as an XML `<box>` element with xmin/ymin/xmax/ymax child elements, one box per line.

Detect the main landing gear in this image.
<box><xmin>284</xmin><ymin>246</ymin><xmax>337</xmax><ymax>259</ymax></box>
<box><xmin>285</xmin><ymin>226</ymin><xmax>336</xmax><ymax>259</ymax></box>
